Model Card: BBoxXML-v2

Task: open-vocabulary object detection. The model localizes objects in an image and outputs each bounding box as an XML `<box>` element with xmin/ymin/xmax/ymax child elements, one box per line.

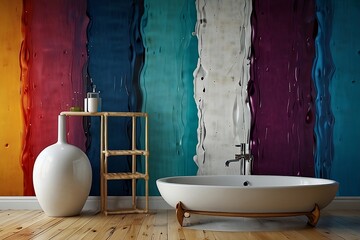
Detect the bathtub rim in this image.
<box><xmin>156</xmin><ymin>175</ymin><xmax>339</xmax><ymax>190</ymax></box>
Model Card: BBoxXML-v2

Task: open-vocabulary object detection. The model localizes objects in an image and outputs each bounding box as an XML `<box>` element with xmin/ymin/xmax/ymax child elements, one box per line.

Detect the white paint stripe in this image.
<box><xmin>193</xmin><ymin>0</ymin><xmax>252</xmax><ymax>175</ymax></box>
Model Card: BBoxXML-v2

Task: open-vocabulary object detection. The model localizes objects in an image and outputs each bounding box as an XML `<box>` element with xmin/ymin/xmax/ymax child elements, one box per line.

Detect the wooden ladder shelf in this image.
<box><xmin>60</xmin><ymin>111</ymin><xmax>149</xmax><ymax>215</ymax></box>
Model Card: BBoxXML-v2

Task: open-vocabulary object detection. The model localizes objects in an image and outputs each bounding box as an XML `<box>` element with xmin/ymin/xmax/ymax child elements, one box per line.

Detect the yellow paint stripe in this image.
<box><xmin>0</xmin><ymin>0</ymin><xmax>23</xmax><ymax>195</ymax></box>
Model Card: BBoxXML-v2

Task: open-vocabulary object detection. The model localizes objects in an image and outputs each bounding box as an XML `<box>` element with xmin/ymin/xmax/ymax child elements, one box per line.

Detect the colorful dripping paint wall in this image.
<box><xmin>0</xmin><ymin>0</ymin><xmax>359</xmax><ymax>197</ymax></box>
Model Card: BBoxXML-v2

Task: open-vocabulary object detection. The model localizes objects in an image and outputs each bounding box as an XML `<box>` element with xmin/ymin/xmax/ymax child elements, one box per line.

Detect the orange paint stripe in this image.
<box><xmin>0</xmin><ymin>0</ymin><xmax>24</xmax><ymax>196</ymax></box>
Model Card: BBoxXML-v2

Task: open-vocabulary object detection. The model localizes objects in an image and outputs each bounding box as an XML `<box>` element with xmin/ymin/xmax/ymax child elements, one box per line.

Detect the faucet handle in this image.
<box><xmin>235</xmin><ymin>143</ymin><xmax>248</xmax><ymax>154</ymax></box>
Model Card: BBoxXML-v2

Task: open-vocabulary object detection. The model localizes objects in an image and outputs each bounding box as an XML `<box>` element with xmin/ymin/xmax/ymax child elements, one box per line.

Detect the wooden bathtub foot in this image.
<box><xmin>306</xmin><ymin>204</ymin><xmax>320</xmax><ymax>227</ymax></box>
<box><xmin>176</xmin><ymin>201</ymin><xmax>185</xmax><ymax>226</ymax></box>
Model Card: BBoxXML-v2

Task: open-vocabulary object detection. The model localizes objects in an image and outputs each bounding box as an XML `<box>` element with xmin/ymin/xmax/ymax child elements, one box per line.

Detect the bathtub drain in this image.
<box><xmin>243</xmin><ymin>181</ymin><xmax>250</xmax><ymax>186</ymax></box>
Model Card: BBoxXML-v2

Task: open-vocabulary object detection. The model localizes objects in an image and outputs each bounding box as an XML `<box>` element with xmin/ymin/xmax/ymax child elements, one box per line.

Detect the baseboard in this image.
<box><xmin>81</xmin><ymin>196</ymin><xmax>172</xmax><ymax>212</ymax></box>
<box><xmin>0</xmin><ymin>197</ymin><xmax>42</xmax><ymax>210</ymax></box>
<box><xmin>323</xmin><ymin>197</ymin><xmax>360</xmax><ymax>211</ymax></box>
<box><xmin>0</xmin><ymin>196</ymin><xmax>359</xmax><ymax>212</ymax></box>
<box><xmin>0</xmin><ymin>196</ymin><xmax>171</xmax><ymax>212</ymax></box>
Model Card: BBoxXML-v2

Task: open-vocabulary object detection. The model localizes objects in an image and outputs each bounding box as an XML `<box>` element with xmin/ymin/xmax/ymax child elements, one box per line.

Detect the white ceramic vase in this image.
<box><xmin>33</xmin><ymin>115</ymin><xmax>92</xmax><ymax>217</ymax></box>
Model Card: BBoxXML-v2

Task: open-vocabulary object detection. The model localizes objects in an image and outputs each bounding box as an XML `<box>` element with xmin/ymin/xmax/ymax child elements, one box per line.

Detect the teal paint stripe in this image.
<box><xmin>141</xmin><ymin>0</ymin><xmax>198</xmax><ymax>195</ymax></box>
<box><xmin>330</xmin><ymin>0</ymin><xmax>360</xmax><ymax>195</ymax></box>
<box><xmin>313</xmin><ymin>0</ymin><xmax>335</xmax><ymax>179</ymax></box>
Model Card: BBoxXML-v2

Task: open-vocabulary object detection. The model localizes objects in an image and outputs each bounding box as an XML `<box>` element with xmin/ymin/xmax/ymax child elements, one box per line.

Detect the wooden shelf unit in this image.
<box><xmin>60</xmin><ymin>111</ymin><xmax>149</xmax><ymax>215</ymax></box>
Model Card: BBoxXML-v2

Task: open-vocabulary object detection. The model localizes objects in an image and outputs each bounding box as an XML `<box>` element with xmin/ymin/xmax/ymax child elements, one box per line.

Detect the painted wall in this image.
<box><xmin>193</xmin><ymin>0</ymin><xmax>252</xmax><ymax>175</ymax></box>
<box><xmin>329</xmin><ymin>0</ymin><xmax>360</xmax><ymax>195</ymax></box>
<box><xmin>20</xmin><ymin>0</ymin><xmax>88</xmax><ymax>196</ymax></box>
<box><xmin>141</xmin><ymin>0</ymin><xmax>199</xmax><ymax>194</ymax></box>
<box><xmin>0</xmin><ymin>0</ymin><xmax>23</xmax><ymax>195</ymax></box>
<box><xmin>86</xmin><ymin>0</ymin><xmax>144</xmax><ymax>196</ymax></box>
<box><xmin>0</xmin><ymin>0</ymin><xmax>359</xmax><ymax>196</ymax></box>
<box><xmin>250</xmin><ymin>0</ymin><xmax>316</xmax><ymax>177</ymax></box>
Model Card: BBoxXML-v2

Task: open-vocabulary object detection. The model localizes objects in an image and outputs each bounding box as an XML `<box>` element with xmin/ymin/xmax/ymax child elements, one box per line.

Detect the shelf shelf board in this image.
<box><xmin>104</xmin><ymin>208</ymin><xmax>148</xmax><ymax>215</ymax></box>
<box><xmin>104</xmin><ymin>172</ymin><xmax>148</xmax><ymax>180</ymax></box>
<box><xmin>103</xmin><ymin>150</ymin><xmax>148</xmax><ymax>156</ymax></box>
<box><xmin>60</xmin><ymin>111</ymin><xmax>147</xmax><ymax>117</ymax></box>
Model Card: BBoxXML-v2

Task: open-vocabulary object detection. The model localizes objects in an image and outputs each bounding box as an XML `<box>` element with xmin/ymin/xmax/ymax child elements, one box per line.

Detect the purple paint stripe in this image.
<box><xmin>250</xmin><ymin>0</ymin><xmax>316</xmax><ymax>176</ymax></box>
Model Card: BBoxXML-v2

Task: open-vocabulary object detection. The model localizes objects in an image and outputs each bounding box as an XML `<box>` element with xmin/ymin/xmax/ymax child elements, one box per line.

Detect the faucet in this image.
<box><xmin>225</xmin><ymin>143</ymin><xmax>253</xmax><ymax>175</ymax></box>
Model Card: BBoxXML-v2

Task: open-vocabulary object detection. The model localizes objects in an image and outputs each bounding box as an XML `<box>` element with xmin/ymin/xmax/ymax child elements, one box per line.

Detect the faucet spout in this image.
<box><xmin>225</xmin><ymin>143</ymin><xmax>253</xmax><ymax>175</ymax></box>
<box><xmin>225</xmin><ymin>158</ymin><xmax>241</xmax><ymax>167</ymax></box>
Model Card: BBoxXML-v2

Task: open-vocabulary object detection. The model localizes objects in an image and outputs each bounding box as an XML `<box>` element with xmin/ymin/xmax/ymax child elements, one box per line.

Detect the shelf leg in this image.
<box><xmin>100</xmin><ymin>115</ymin><xmax>105</xmax><ymax>213</ymax></box>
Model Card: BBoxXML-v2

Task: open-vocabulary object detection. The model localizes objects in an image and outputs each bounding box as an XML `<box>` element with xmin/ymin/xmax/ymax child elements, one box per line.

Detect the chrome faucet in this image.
<box><xmin>225</xmin><ymin>143</ymin><xmax>253</xmax><ymax>175</ymax></box>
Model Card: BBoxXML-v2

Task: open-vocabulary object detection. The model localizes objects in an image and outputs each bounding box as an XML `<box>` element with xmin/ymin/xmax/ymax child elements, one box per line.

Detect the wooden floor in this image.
<box><xmin>0</xmin><ymin>209</ymin><xmax>359</xmax><ymax>239</ymax></box>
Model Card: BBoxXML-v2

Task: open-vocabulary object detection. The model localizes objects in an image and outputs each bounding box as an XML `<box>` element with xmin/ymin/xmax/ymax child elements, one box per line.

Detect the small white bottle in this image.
<box><xmin>84</xmin><ymin>85</ymin><xmax>101</xmax><ymax>112</ymax></box>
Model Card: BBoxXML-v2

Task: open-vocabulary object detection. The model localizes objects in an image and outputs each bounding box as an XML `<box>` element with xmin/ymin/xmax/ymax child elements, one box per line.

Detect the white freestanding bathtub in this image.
<box><xmin>156</xmin><ymin>175</ymin><xmax>339</xmax><ymax>227</ymax></box>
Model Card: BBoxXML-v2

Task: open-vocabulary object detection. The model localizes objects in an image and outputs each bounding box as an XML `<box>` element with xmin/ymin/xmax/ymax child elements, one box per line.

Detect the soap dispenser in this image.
<box><xmin>84</xmin><ymin>85</ymin><xmax>101</xmax><ymax>112</ymax></box>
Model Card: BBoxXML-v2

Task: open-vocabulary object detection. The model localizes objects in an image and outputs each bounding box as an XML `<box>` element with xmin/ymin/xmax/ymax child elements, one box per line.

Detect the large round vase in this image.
<box><xmin>33</xmin><ymin>115</ymin><xmax>92</xmax><ymax>217</ymax></box>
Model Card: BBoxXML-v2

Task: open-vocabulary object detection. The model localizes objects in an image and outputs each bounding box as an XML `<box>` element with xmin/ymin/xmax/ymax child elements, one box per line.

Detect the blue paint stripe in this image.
<box><xmin>86</xmin><ymin>0</ymin><xmax>144</xmax><ymax>195</ymax></box>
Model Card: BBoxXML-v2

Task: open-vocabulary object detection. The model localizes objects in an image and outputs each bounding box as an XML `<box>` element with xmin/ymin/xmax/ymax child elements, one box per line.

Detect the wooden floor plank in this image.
<box><xmin>135</xmin><ymin>210</ymin><xmax>169</xmax><ymax>240</ymax></box>
<box><xmin>0</xmin><ymin>211</ymin><xmax>44</xmax><ymax>239</ymax></box>
<box><xmin>0</xmin><ymin>210</ymin><xmax>16</xmax><ymax>221</ymax></box>
<box><xmin>320</xmin><ymin>210</ymin><xmax>360</xmax><ymax>239</ymax></box>
<box><xmin>122</xmin><ymin>213</ymin><xmax>146</xmax><ymax>240</ymax></box>
<box><xmin>88</xmin><ymin>214</ymin><xmax>128</xmax><ymax>239</ymax></box>
<box><xmin>152</xmin><ymin>210</ymin><xmax>168</xmax><ymax>239</ymax></box>
<box><xmin>31</xmin><ymin>215</ymin><xmax>89</xmax><ymax>239</ymax></box>
<box><xmin>105</xmin><ymin>214</ymin><xmax>139</xmax><ymax>239</ymax></box>
<box><xmin>0</xmin><ymin>209</ymin><xmax>359</xmax><ymax>239</ymax></box>
<box><xmin>167</xmin><ymin>210</ymin><xmax>218</xmax><ymax>240</ymax></box>
<box><xmin>64</xmin><ymin>214</ymin><xmax>115</xmax><ymax>240</ymax></box>
<box><xmin>213</xmin><ymin>231</ymin><xmax>263</xmax><ymax>240</ymax></box>
<box><xmin>167</xmin><ymin>209</ymin><xmax>187</xmax><ymax>240</ymax></box>
<box><xmin>50</xmin><ymin>213</ymin><xmax>96</xmax><ymax>240</ymax></box>
<box><xmin>0</xmin><ymin>210</ymin><xmax>40</xmax><ymax>228</ymax></box>
<box><xmin>0</xmin><ymin>211</ymin><xmax>44</xmax><ymax>238</ymax></box>
<box><xmin>2</xmin><ymin>215</ymin><xmax>63</xmax><ymax>240</ymax></box>
<box><xmin>0</xmin><ymin>210</ymin><xmax>22</xmax><ymax>221</ymax></box>
<box><xmin>135</xmin><ymin>212</ymin><xmax>156</xmax><ymax>239</ymax></box>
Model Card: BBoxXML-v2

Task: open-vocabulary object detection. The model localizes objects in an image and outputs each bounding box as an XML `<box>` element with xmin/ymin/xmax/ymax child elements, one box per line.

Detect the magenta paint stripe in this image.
<box><xmin>249</xmin><ymin>0</ymin><xmax>316</xmax><ymax>176</ymax></box>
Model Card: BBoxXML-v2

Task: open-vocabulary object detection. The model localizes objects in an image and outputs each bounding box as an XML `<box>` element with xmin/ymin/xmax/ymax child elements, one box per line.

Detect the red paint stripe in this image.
<box><xmin>20</xmin><ymin>0</ymin><xmax>88</xmax><ymax>195</ymax></box>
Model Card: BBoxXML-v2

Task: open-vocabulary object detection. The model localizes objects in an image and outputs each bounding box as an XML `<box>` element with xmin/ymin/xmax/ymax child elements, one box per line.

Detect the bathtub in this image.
<box><xmin>156</xmin><ymin>175</ymin><xmax>338</xmax><ymax>227</ymax></box>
